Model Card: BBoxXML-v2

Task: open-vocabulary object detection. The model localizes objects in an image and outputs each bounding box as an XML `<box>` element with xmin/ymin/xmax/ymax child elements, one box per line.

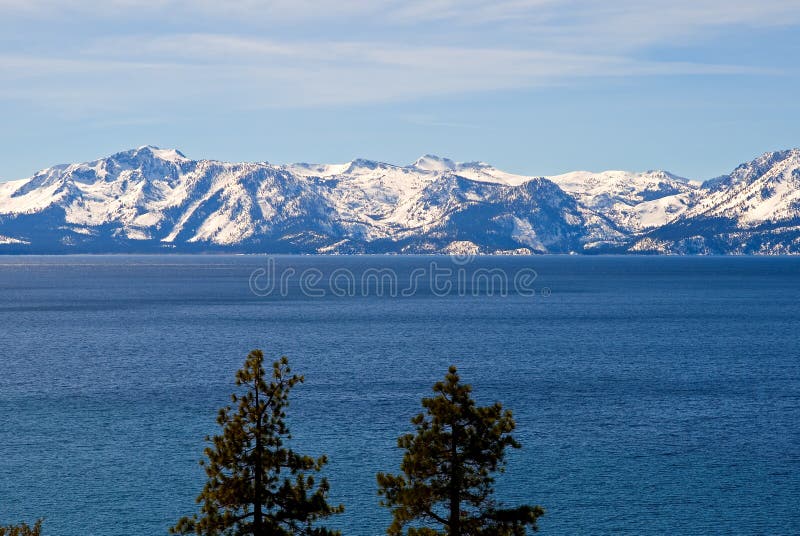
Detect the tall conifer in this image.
<box><xmin>172</xmin><ymin>350</ymin><xmax>342</xmax><ymax>536</ymax></box>
<box><xmin>377</xmin><ymin>366</ymin><xmax>543</xmax><ymax>536</ymax></box>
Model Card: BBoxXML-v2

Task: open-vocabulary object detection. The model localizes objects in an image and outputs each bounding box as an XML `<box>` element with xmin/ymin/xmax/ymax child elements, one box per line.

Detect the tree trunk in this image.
<box><xmin>253</xmin><ymin>383</ymin><xmax>264</xmax><ymax>535</ymax></box>
<box><xmin>449</xmin><ymin>423</ymin><xmax>460</xmax><ymax>536</ymax></box>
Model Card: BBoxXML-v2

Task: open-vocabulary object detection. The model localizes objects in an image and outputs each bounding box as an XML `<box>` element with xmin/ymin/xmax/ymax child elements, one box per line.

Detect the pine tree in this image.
<box><xmin>0</xmin><ymin>519</ymin><xmax>42</xmax><ymax>536</ymax></box>
<box><xmin>171</xmin><ymin>350</ymin><xmax>343</xmax><ymax>536</ymax></box>
<box><xmin>377</xmin><ymin>366</ymin><xmax>544</xmax><ymax>536</ymax></box>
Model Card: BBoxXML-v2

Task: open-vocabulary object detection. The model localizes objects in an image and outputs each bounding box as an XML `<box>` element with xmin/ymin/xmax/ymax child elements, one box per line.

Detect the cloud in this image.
<box><xmin>0</xmin><ymin>1</ymin><xmax>796</xmax><ymax>115</ymax></box>
<box><xmin>0</xmin><ymin>34</ymin><xmax>773</xmax><ymax>115</ymax></box>
<box><xmin>3</xmin><ymin>0</ymin><xmax>800</xmax><ymax>34</ymax></box>
<box><xmin>402</xmin><ymin>113</ymin><xmax>482</xmax><ymax>129</ymax></box>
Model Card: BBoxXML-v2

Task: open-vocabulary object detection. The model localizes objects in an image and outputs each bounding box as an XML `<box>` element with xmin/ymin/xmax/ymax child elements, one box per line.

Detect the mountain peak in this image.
<box><xmin>136</xmin><ymin>146</ymin><xmax>188</xmax><ymax>162</ymax></box>
<box><xmin>4</xmin><ymin>147</ymin><xmax>800</xmax><ymax>254</ymax></box>
<box><xmin>347</xmin><ymin>158</ymin><xmax>384</xmax><ymax>170</ymax></box>
<box><xmin>412</xmin><ymin>154</ymin><xmax>457</xmax><ymax>172</ymax></box>
<box><xmin>704</xmin><ymin>148</ymin><xmax>800</xmax><ymax>189</ymax></box>
<box><xmin>109</xmin><ymin>145</ymin><xmax>188</xmax><ymax>163</ymax></box>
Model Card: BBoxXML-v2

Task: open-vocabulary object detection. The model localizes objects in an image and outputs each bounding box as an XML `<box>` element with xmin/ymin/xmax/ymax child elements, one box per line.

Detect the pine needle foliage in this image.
<box><xmin>0</xmin><ymin>520</ymin><xmax>42</xmax><ymax>536</ymax></box>
<box><xmin>171</xmin><ymin>350</ymin><xmax>343</xmax><ymax>536</ymax></box>
<box><xmin>377</xmin><ymin>366</ymin><xmax>544</xmax><ymax>536</ymax></box>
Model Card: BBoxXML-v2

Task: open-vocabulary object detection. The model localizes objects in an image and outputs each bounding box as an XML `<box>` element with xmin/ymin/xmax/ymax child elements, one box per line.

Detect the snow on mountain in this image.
<box><xmin>411</xmin><ymin>154</ymin><xmax>458</xmax><ymax>172</ymax></box>
<box><xmin>2</xmin><ymin>147</ymin><xmax>800</xmax><ymax>254</ymax></box>
<box><xmin>0</xmin><ymin>233</ymin><xmax>28</xmax><ymax>245</ymax></box>
<box><xmin>631</xmin><ymin>149</ymin><xmax>800</xmax><ymax>254</ymax></box>
<box><xmin>0</xmin><ymin>147</ymin><xmax>342</xmax><ymax>251</ymax></box>
<box><xmin>295</xmin><ymin>159</ymin><xmax>435</xmax><ymax>240</ymax></box>
<box><xmin>547</xmin><ymin>169</ymin><xmax>699</xmax><ymax>232</ymax></box>
<box><xmin>687</xmin><ymin>149</ymin><xmax>800</xmax><ymax>224</ymax></box>
<box><xmin>0</xmin><ymin>148</ymin><xmax>588</xmax><ymax>253</ymax></box>
<box><xmin>283</xmin><ymin>156</ymin><xmax>596</xmax><ymax>252</ymax></box>
<box><xmin>410</xmin><ymin>155</ymin><xmax>533</xmax><ymax>186</ymax></box>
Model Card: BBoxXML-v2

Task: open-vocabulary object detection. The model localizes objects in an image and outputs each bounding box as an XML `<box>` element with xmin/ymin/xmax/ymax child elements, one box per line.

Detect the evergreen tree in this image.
<box><xmin>0</xmin><ymin>519</ymin><xmax>42</xmax><ymax>536</ymax></box>
<box><xmin>171</xmin><ymin>350</ymin><xmax>342</xmax><ymax>536</ymax></box>
<box><xmin>377</xmin><ymin>366</ymin><xmax>544</xmax><ymax>536</ymax></box>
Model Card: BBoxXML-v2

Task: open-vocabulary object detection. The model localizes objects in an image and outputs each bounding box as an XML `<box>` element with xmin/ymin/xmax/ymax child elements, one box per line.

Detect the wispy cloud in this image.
<box><xmin>402</xmin><ymin>113</ymin><xmax>483</xmax><ymax>129</ymax></box>
<box><xmin>0</xmin><ymin>35</ymin><xmax>777</xmax><ymax>115</ymax></box>
<box><xmin>4</xmin><ymin>0</ymin><xmax>800</xmax><ymax>37</ymax></box>
<box><xmin>0</xmin><ymin>0</ymin><xmax>796</xmax><ymax>115</ymax></box>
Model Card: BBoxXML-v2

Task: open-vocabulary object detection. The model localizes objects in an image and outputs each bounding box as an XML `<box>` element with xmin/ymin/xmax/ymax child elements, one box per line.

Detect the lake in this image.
<box><xmin>1</xmin><ymin>255</ymin><xmax>799</xmax><ymax>535</ymax></box>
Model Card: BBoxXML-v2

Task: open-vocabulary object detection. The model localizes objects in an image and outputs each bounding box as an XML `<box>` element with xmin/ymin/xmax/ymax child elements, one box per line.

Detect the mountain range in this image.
<box><xmin>1</xmin><ymin>146</ymin><xmax>799</xmax><ymax>254</ymax></box>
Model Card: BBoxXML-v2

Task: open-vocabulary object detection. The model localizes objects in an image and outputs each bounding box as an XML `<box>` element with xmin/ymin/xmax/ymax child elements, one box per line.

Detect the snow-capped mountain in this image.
<box><xmin>0</xmin><ymin>147</ymin><xmax>594</xmax><ymax>253</ymax></box>
<box><xmin>1</xmin><ymin>146</ymin><xmax>799</xmax><ymax>254</ymax></box>
<box><xmin>632</xmin><ymin>149</ymin><xmax>800</xmax><ymax>254</ymax></box>
<box><xmin>547</xmin><ymin>169</ymin><xmax>700</xmax><ymax>232</ymax></box>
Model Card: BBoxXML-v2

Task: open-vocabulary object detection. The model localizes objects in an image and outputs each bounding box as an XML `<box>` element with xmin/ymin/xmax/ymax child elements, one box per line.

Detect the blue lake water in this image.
<box><xmin>1</xmin><ymin>255</ymin><xmax>799</xmax><ymax>535</ymax></box>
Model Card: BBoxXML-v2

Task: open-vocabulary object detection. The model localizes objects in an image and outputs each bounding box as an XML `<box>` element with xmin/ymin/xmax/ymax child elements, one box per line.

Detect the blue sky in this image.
<box><xmin>0</xmin><ymin>0</ymin><xmax>798</xmax><ymax>181</ymax></box>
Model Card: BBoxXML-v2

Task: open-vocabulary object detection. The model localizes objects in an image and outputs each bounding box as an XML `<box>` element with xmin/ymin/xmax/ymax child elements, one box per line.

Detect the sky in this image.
<box><xmin>0</xmin><ymin>0</ymin><xmax>799</xmax><ymax>182</ymax></box>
